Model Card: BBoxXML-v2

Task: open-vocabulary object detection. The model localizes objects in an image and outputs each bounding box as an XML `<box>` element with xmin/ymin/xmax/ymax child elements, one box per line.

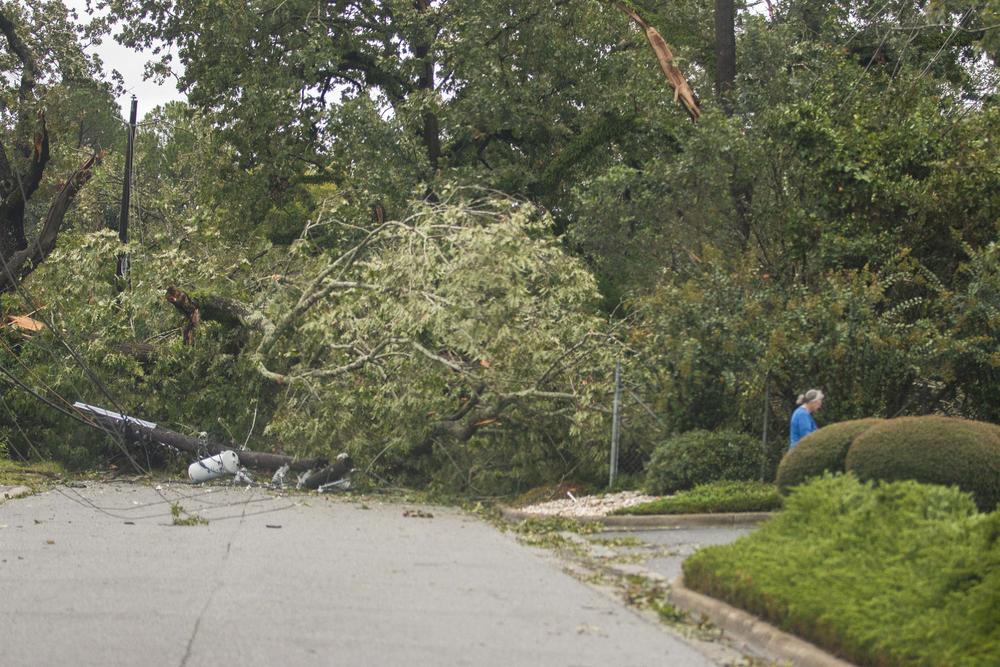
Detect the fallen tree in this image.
<box><xmin>160</xmin><ymin>196</ymin><xmax>619</xmax><ymax>479</ymax></box>
<box><xmin>10</xmin><ymin>195</ymin><xmax>615</xmax><ymax>491</ymax></box>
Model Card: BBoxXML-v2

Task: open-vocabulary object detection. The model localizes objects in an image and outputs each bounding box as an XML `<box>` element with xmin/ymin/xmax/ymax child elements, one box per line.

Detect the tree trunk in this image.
<box><xmin>713</xmin><ymin>0</ymin><xmax>749</xmax><ymax>247</ymax></box>
<box><xmin>0</xmin><ymin>8</ymin><xmax>46</xmax><ymax>269</ymax></box>
<box><xmin>714</xmin><ymin>0</ymin><xmax>737</xmax><ymax>107</ymax></box>
<box><xmin>0</xmin><ymin>197</ymin><xmax>28</xmax><ymax>260</ymax></box>
<box><xmin>414</xmin><ymin>0</ymin><xmax>441</xmax><ymax>176</ymax></box>
<box><xmin>0</xmin><ymin>121</ymin><xmax>49</xmax><ymax>265</ymax></box>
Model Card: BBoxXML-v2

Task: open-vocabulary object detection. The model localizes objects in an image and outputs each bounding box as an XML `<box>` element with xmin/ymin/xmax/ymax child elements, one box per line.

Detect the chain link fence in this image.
<box><xmin>605</xmin><ymin>365</ymin><xmax>793</xmax><ymax>490</ymax></box>
<box><xmin>606</xmin><ymin>360</ymin><xmax>665</xmax><ymax>489</ymax></box>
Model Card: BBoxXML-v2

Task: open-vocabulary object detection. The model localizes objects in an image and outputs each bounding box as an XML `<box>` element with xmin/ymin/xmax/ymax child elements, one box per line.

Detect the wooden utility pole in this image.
<box><xmin>73</xmin><ymin>401</ymin><xmax>334</xmax><ymax>478</ymax></box>
<box><xmin>116</xmin><ymin>96</ymin><xmax>137</xmax><ymax>281</ymax></box>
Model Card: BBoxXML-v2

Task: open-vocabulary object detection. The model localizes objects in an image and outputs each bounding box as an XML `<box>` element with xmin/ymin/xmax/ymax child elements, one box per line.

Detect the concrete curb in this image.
<box><xmin>1</xmin><ymin>485</ymin><xmax>32</xmax><ymax>502</ymax></box>
<box><xmin>669</xmin><ymin>575</ymin><xmax>857</xmax><ymax>667</ymax></box>
<box><xmin>498</xmin><ymin>505</ymin><xmax>775</xmax><ymax>529</ymax></box>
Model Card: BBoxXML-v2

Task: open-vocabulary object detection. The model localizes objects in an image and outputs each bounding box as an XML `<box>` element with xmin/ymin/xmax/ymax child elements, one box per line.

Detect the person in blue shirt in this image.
<box><xmin>789</xmin><ymin>389</ymin><xmax>824</xmax><ymax>448</ymax></box>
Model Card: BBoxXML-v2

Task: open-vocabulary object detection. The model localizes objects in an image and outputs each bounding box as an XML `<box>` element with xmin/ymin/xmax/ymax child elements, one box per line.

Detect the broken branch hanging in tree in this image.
<box><xmin>610</xmin><ymin>2</ymin><xmax>701</xmax><ymax>120</ymax></box>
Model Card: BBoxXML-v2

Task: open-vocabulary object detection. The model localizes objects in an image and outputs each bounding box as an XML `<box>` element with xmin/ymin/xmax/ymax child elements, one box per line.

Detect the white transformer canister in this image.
<box><xmin>188</xmin><ymin>450</ymin><xmax>240</xmax><ymax>482</ymax></box>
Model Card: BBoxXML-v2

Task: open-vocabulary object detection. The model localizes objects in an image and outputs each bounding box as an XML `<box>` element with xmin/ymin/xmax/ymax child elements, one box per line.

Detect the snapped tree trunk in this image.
<box><xmin>0</xmin><ymin>150</ymin><xmax>101</xmax><ymax>293</ymax></box>
<box><xmin>300</xmin><ymin>454</ymin><xmax>354</xmax><ymax>490</ymax></box>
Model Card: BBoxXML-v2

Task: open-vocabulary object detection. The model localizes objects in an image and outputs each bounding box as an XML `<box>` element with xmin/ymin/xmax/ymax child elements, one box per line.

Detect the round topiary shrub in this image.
<box><xmin>845</xmin><ymin>416</ymin><xmax>1000</xmax><ymax>512</ymax></box>
<box><xmin>776</xmin><ymin>418</ymin><xmax>884</xmax><ymax>492</ymax></box>
<box><xmin>645</xmin><ymin>430</ymin><xmax>765</xmax><ymax>495</ymax></box>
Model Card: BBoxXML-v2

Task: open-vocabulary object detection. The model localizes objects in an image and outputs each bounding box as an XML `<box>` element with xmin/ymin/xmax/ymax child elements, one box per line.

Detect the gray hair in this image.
<box><xmin>797</xmin><ymin>389</ymin><xmax>825</xmax><ymax>405</ymax></box>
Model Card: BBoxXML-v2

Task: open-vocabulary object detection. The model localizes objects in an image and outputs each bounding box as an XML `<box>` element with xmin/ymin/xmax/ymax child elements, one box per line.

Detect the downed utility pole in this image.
<box><xmin>72</xmin><ymin>402</ymin><xmax>349</xmax><ymax>488</ymax></box>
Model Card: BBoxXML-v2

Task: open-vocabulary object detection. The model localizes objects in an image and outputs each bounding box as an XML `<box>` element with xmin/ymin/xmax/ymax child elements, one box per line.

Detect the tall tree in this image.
<box><xmin>0</xmin><ymin>4</ymin><xmax>48</xmax><ymax>260</ymax></box>
<box><xmin>96</xmin><ymin>0</ymin><xmax>700</xmax><ymax>213</ymax></box>
<box><xmin>0</xmin><ymin>1</ymin><xmax>112</xmax><ymax>291</ymax></box>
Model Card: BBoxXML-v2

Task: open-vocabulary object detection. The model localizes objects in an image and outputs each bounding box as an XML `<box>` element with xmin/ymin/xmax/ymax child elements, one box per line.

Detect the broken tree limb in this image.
<box><xmin>163</xmin><ymin>287</ymin><xmax>273</xmax><ymax>359</ymax></box>
<box><xmin>73</xmin><ymin>402</ymin><xmax>327</xmax><ymax>472</ymax></box>
<box><xmin>300</xmin><ymin>453</ymin><xmax>353</xmax><ymax>490</ymax></box>
<box><xmin>165</xmin><ymin>286</ymin><xmax>200</xmax><ymax>345</ymax></box>
<box><xmin>165</xmin><ymin>287</ymin><xmax>271</xmax><ymax>336</ymax></box>
<box><xmin>611</xmin><ymin>2</ymin><xmax>701</xmax><ymax>121</ymax></box>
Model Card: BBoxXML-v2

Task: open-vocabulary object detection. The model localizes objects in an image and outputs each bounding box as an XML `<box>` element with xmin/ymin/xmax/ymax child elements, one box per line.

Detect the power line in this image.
<box><xmin>915</xmin><ymin>7</ymin><xmax>977</xmax><ymax>83</ymax></box>
<box><xmin>54</xmin><ymin>483</ymin><xmax>295</xmax><ymax>523</ymax></box>
<box><xmin>0</xmin><ymin>233</ymin><xmax>148</xmax><ymax>473</ymax></box>
<box><xmin>0</xmin><ymin>391</ymin><xmax>40</xmax><ymax>461</ymax></box>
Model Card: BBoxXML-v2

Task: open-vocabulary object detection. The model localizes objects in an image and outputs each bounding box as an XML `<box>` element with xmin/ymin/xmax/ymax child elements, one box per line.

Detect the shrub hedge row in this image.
<box><xmin>644</xmin><ymin>430</ymin><xmax>765</xmax><ymax>495</ymax></box>
<box><xmin>846</xmin><ymin>416</ymin><xmax>1000</xmax><ymax>512</ymax></box>
<box><xmin>775</xmin><ymin>415</ymin><xmax>1000</xmax><ymax>512</ymax></box>
<box><xmin>614</xmin><ymin>480</ymin><xmax>782</xmax><ymax>515</ymax></box>
<box><xmin>776</xmin><ymin>418</ymin><xmax>883</xmax><ymax>491</ymax></box>
<box><xmin>683</xmin><ymin>474</ymin><xmax>999</xmax><ymax>666</ymax></box>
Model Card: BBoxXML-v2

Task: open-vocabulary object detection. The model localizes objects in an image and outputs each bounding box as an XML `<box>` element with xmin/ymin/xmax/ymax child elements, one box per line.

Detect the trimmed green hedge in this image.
<box><xmin>613</xmin><ymin>480</ymin><xmax>782</xmax><ymax>515</ymax></box>
<box><xmin>845</xmin><ymin>416</ymin><xmax>1000</xmax><ymax>512</ymax></box>
<box><xmin>776</xmin><ymin>418</ymin><xmax>884</xmax><ymax>491</ymax></box>
<box><xmin>644</xmin><ymin>430</ymin><xmax>765</xmax><ymax>495</ymax></box>
<box><xmin>683</xmin><ymin>474</ymin><xmax>999</xmax><ymax>666</ymax></box>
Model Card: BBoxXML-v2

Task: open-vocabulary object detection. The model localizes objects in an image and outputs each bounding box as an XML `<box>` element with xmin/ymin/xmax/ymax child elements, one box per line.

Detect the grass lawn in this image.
<box><xmin>683</xmin><ymin>474</ymin><xmax>1000</xmax><ymax>666</ymax></box>
<box><xmin>0</xmin><ymin>458</ymin><xmax>65</xmax><ymax>492</ymax></box>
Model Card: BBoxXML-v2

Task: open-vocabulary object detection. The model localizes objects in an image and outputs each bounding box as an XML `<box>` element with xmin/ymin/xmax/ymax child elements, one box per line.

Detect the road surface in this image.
<box><xmin>1</xmin><ymin>483</ymin><xmax>726</xmax><ymax>667</ymax></box>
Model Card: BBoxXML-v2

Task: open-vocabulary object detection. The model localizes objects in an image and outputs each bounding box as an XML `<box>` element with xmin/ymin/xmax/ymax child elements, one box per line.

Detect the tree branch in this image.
<box><xmin>294</xmin><ymin>338</ymin><xmax>398</xmax><ymax>380</ymax></box>
<box><xmin>0</xmin><ymin>8</ymin><xmax>39</xmax><ymax>103</ymax></box>
<box><xmin>0</xmin><ymin>151</ymin><xmax>100</xmax><ymax>293</ymax></box>
<box><xmin>410</xmin><ymin>339</ymin><xmax>468</xmax><ymax>374</ymax></box>
<box><xmin>535</xmin><ymin>331</ymin><xmax>602</xmax><ymax>387</ymax></box>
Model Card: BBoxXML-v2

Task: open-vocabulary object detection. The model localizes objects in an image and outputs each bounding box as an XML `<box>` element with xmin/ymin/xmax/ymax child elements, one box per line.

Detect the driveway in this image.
<box><xmin>593</xmin><ymin>525</ymin><xmax>757</xmax><ymax>582</ymax></box>
<box><xmin>1</xmin><ymin>483</ymin><xmax>727</xmax><ymax>667</ymax></box>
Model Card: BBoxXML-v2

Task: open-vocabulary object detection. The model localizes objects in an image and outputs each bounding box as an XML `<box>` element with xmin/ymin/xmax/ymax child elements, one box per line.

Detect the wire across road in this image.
<box><xmin>1</xmin><ymin>483</ymin><xmax>722</xmax><ymax>667</ymax></box>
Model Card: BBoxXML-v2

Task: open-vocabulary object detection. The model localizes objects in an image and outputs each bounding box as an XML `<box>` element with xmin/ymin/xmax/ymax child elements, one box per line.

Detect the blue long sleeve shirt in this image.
<box><xmin>789</xmin><ymin>406</ymin><xmax>818</xmax><ymax>448</ymax></box>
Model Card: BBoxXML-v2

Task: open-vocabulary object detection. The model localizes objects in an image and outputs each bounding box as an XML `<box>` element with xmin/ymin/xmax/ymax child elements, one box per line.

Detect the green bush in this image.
<box><xmin>683</xmin><ymin>474</ymin><xmax>998</xmax><ymax>666</ymax></box>
<box><xmin>845</xmin><ymin>416</ymin><xmax>1000</xmax><ymax>512</ymax></box>
<box><xmin>614</xmin><ymin>480</ymin><xmax>782</xmax><ymax>515</ymax></box>
<box><xmin>644</xmin><ymin>430</ymin><xmax>765</xmax><ymax>495</ymax></box>
<box><xmin>776</xmin><ymin>418</ymin><xmax>884</xmax><ymax>491</ymax></box>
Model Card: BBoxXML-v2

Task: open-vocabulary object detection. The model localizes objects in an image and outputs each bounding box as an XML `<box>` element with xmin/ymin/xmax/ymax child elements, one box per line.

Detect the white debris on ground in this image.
<box><xmin>519</xmin><ymin>491</ymin><xmax>658</xmax><ymax>517</ymax></box>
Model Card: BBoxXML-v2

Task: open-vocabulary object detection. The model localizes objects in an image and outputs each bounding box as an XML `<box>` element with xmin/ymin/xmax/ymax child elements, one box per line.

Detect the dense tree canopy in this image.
<box><xmin>0</xmin><ymin>0</ymin><xmax>996</xmax><ymax>491</ymax></box>
<box><xmin>93</xmin><ymin>1</ymin><xmax>703</xmax><ymax>212</ymax></box>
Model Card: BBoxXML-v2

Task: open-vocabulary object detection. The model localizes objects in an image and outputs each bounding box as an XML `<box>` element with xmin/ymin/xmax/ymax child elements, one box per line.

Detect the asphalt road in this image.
<box><xmin>1</xmin><ymin>483</ymin><xmax>723</xmax><ymax>667</ymax></box>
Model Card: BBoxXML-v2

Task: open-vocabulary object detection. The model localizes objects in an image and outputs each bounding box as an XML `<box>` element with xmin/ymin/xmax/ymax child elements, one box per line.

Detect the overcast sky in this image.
<box><xmin>65</xmin><ymin>0</ymin><xmax>187</xmax><ymax>119</ymax></box>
